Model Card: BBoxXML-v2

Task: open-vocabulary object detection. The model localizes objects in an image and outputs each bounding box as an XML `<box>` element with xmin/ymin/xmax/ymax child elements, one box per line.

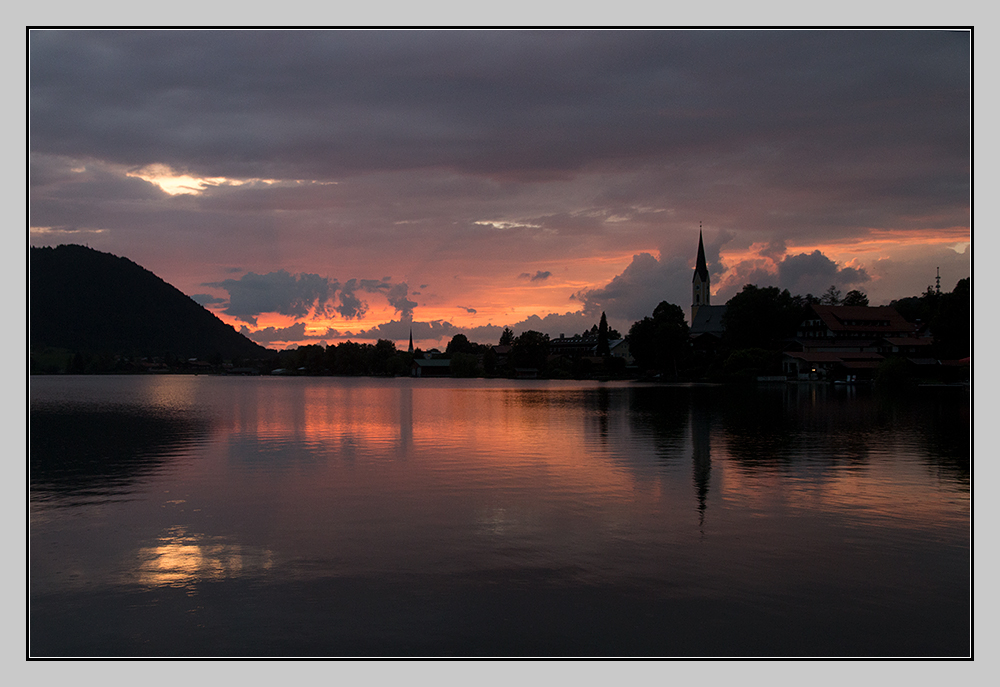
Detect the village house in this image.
<box><xmin>411</xmin><ymin>358</ymin><xmax>451</xmax><ymax>377</ymax></box>
<box><xmin>547</xmin><ymin>334</ymin><xmax>633</xmax><ymax>364</ymax></box>
<box><xmin>782</xmin><ymin>304</ymin><xmax>929</xmax><ymax>381</ymax></box>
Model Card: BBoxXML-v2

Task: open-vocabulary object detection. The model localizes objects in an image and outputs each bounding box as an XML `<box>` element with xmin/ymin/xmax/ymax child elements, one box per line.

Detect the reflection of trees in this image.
<box><xmin>717</xmin><ymin>385</ymin><xmax>970</xmax><ymax>485</ymax></box>
<box><xmin>720</xmin><ymin>385</ymin><xmax>884</xmax><ymax>470</ymax></box>
<box><xmin>594</xmin><ymin>386</ymin><xmax>610</xmax><ymax>440</ymax></box>
<box><xmin>717</xmin><ymin>385</ymin><xmax>799</xmax><ymax>469</ymax></box>
<box><xmin>627</xmin><ymin>386</ymin><xmax>689</xmax><ymax>462</ymax></box>
<box><xmin>892</xmin><ymin>389</ymin><xmax>970</xmax><ymax>487</ymax></box>
<box><xmin>30</xmin><ymin>403</ymin><xmax>211</xmax><ymax>506</ymax></box>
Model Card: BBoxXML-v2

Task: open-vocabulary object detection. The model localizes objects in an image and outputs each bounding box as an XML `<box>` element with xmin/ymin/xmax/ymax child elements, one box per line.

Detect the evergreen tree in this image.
<box><xmin>596</xmin><ymin>312</ymin><xmax>611</xmax><ymax>357</ymax></box>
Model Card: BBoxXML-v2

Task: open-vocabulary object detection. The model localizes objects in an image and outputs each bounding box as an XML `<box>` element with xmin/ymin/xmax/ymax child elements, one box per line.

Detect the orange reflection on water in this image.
<box><xmin>134</xmin><ymin>526</ymin><xmax>274</xmax><ymax>589</ymax></box>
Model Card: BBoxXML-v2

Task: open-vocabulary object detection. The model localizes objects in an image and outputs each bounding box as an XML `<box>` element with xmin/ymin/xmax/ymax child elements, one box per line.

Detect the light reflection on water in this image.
<box><xmin>29</xmin><ymin>376</ymin><xmax>970</xmax><ymax>656</ymax></box>
<box><xmin>134</xmin><ymin>525</ymin><xmax>275</xmax><ymax>590</ymax></box>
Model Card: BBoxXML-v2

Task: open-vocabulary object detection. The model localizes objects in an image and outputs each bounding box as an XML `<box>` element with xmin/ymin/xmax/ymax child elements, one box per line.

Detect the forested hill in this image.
<box><xmin>30</xmin><ymin>244</ymin><xmax>270</xmax><ymax>361</ymax></box>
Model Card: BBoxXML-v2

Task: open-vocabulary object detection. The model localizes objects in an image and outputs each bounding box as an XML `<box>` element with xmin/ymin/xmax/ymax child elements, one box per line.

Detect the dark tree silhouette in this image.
<box><xmin>627</xmin><ymin>301</ymin><xmax>689</xmax><ymax>375</ymax></box>
<box><xmin>842</xmin><ymin>289</ymin><xmax>869</xmax><ymax>306</ymax></box>
<box><xmin>722</xmin><ymin>285</ymin><xmax>804</xmax><ymax>350</ymax></box>
<box><xmin>446</xmin><ymin>333</ymin><xmax>475</xmax><ymax>355</ymax></box>
<box><xmin>510</xmin><ymin>330</ymin><xmax>550</xmax><ymax>372</ymax></box>
<box><xmin>932</xmin><ymin>278</ymin><xmax>971</xmax><ymax>359</ymax></box>
<box><xmin>596</xmin><ymin>311</ymin><xmax>611</xmax><ymax>357</ymax></box>
<box><xmin>820</xmin><ymin>285</ymin><xmax>842</xmax><ymax>305</ymax></box>
<box><xmin>499</xmin><ymin>327</ymin><xmax>515</xmax><ymax>346</ymax></box>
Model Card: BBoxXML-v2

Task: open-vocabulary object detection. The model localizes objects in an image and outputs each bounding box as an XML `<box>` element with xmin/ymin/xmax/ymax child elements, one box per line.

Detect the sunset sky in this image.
<box><xmin>29</xmin><ymin>30</ymin><xmax>971</xmax><ymax>350</ymax></box>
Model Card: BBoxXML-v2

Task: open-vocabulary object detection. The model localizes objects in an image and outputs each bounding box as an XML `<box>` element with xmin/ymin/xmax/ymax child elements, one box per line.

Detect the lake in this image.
<box><xmin>29</xmin><ymin>376</ymin><xmax>970</xmax><ymax>657</ymax></box>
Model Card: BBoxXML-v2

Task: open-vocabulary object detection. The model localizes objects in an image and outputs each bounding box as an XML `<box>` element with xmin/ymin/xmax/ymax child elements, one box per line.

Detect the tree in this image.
<box><xmin>450</xmin><ymin>351</ymin><xmax>480</xmax><ymax>377</ymax></box>
<box><xmin>499</xmin><ymin>327</ymin><xmax>514</xmax><ymax>346</ymax></box>
<box><xmin>596</xmin><ymin>311</ymin><xmax>611</xmax><ymax>357</ymax></box>
<box><xmin>932</xmin><ymin>278</ymin><xmax>971</xmax><ymax>359</ymax></box>
<box><xmin>820</xmin><ymin>285</ymin><xmax>842</xmax><ymax>305</ymax></box>
<box><xmin>446</xmin><ymin>333</ymin><xmax>475</xmax><ymax>356</ymax></box>
<box><xmin>510</xmin><ymin>330</ymin><xmax>550</xmax><ymax>372</ymax></box>
<box><xmin>627</xmin><ymin>301</ymin><xmax>690</xmax><ymax>375</ymax></box>
<box><xmin>372</xmin><ymin>339</ymin><xmax>397</xmax><ymax>375</ymax></box>
<box><xmin>842</xmin><ymin>289</ymin><xmax>869</xmax><ymax>307</ymax></box>
<box><xmin>722</xmin><ymin>285</ymin><xmax>804</xmax><ymax>350</ymax></box>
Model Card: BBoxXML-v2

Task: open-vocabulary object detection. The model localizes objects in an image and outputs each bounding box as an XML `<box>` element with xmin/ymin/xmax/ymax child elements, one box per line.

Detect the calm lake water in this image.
<box><xmin>29</xmin><ymin>376</ymin><xmax>970</xmax><ymax>657</ymax></box>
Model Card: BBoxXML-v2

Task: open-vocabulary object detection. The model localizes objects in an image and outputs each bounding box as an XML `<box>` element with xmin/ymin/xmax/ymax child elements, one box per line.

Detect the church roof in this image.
<box><xmin>692</xmin><ymin>230</ymin><xmax>709</xmax><ymax>283</ymax></box>
<box><xmin>690</xmin><ymin>304</ymin><xmax>727</xmax><ymax>335</ymax></box>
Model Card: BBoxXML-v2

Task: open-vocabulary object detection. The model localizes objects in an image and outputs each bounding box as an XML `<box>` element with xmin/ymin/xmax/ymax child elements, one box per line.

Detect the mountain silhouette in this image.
<box><xmin>30</xmin><ymin>244</ymin><xmax>270</xmax><ymax>361</ymax></box>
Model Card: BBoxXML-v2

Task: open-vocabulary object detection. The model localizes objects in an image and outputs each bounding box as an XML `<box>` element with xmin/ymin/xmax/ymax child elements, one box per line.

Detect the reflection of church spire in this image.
<box><xmin>408</xmin><ymin>328</ymin><xmax>414</xmax><ymax>354</ymax></box>
<box><xmin>690</xmin><ymin>399</ymin><xmax>712</xmax><ymax>529</ymax></box>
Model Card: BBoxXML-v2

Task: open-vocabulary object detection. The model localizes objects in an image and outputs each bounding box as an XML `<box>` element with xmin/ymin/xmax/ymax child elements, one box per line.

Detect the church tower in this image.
<box><xmin>692</xmin><ymin>228</ymin><xmax>710</xmax><ymax>323</ymax></box>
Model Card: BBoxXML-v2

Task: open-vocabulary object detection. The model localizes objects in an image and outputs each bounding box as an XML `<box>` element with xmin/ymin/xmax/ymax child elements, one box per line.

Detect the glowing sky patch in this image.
<box><xmin>126</xmin><ymin>164</ymin><xmax>282</xmax><ymax>196</ymax></box>
<box><xmin>30</xmin><ymin>226</ymin><xmax>107</xmax><ymax>235</ymax></box>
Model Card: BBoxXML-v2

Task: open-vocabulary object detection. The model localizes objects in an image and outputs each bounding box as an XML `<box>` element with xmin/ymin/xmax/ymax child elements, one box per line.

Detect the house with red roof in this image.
<box><xmin>782</xmin><ymin>304</ymin><xmax>931</xmax><ymax>380</ymax></box>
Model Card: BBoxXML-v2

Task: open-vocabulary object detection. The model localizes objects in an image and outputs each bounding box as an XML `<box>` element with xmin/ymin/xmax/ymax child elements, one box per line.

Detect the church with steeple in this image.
<box><xmin>691</xmin><ymin>229</ymin><xmax>711</xmax><ymax>323</ymax></box>
<box><xmin>689</xmin><ymin>228</ymin><xmax>727</xmax><ymax>340</ymax></box>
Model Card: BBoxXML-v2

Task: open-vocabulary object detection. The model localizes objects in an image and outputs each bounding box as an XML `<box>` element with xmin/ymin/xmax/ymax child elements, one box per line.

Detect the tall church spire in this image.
<box><xmin>408</xmin><ymin>328</ymin><xmax>414</xmax><ymax>354</ymax></box>
<box><xmin>692</xmin><ymin>226</ymin><xmax>710</xmax><ymax>323</ymax></box>
<box><xmin>693</xmin><ymin>228</ymin><xmax>709</xmax><ymax>283</ymax></box>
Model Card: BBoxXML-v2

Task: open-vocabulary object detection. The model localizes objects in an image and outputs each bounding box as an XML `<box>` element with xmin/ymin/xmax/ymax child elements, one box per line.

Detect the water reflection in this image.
<box><xmin>690</xmin><ymin>399</ymin><xmax>712</xmax><ymax>528</ymax></box>
<box><xmin>134</xmin><ymin>525</ymin><xmax>274</xmax><ymax>590</ymax></box>
<box><xmin>30</xmin><ymin>378</ymin><xmax>970</xmax><ymax>657</ymax></box>
<box><xmin>30</xmin><ymin>402</ymin><xmax>212</xmax><ymax>506</ymax></box>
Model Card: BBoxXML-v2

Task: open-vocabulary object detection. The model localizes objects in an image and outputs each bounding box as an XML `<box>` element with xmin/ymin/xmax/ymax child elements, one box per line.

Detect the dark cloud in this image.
<box><xmin>385</xmin><ymin>282</ymin><xmax>418</xmax><ymax>319</ymax></box>
<box><xmin>575</xmin><ymin>252</ymin><xmax>693</xmax><ymax>323</ymax></box>
<box><xmin>459</xmin><ymin>306</ymin><xmax>477</xmax><ymax>314</ymax></box>
<box><xmin>190</xmin><ymin>293</ymin><xmax>226</xmax><ymax>306</ymax></box>
<box><xmin>758</xmin><ymin>238</ymin><xmax>788</xmax><ymax>262</ymax></box>
<box><xmin>206</xmin><ymin>271</ymin><xmax>417</xmax><ymax>324</ymax></box>
<box><xmin>705</xmin><ymin>229</ymin><xmax>736</xmax><ymax>280</ymax></box>
<box><xmin>345</xmin><ymin>319</ymin><xmax>458</xmax><ymax>343</ymax></box>
<box><xmin>334</xmin><ymin>280</ymin><xmax>367</xmax><ymax>320</ymax></box>
<box><xmin>30</xmin><ymin>31</ymin><xmax>968</xmax><ymax>192</ymax></box>
<box><xmin>713</xmin><ymin>248</ymin><xmax>874</xmax><ymax>303</ymax></box>
<box><xmin>777</xmin><ymin>250</ymin><xmax>871</xmax><ymax>296</ymax></box>
<box><xmin>240</xmin><ymin>322</ymin><xmax>340</xmax><ymax>345</ymax></box>
<box><xmin>206</xmin><ymin>270</ymin><xmax>337</xmax><ymax>325</ymax></box>
<box><xmin>578</xmin><ymin>244</ymin><xmax>876</xmax><ymax>326</ymax></box>
<box><xmin>519</xmin><ymin>270</ymin><xmax>552</xmax><ymax>282</ymax></box>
